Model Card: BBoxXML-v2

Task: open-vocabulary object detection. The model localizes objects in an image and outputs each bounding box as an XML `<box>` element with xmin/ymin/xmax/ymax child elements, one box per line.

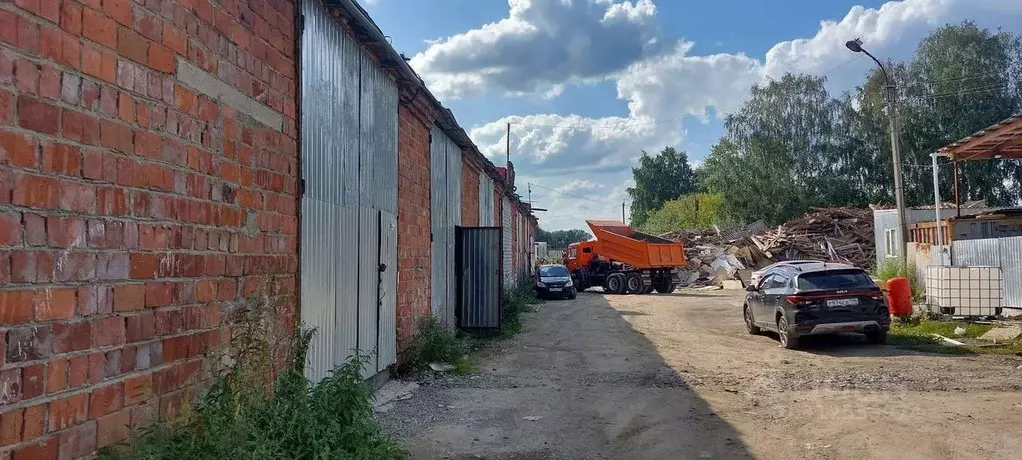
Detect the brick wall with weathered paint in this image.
<box><xmin>0</xmin><ymin>0</ymin><xmax>298</xmax><ymax>457</ymax></box>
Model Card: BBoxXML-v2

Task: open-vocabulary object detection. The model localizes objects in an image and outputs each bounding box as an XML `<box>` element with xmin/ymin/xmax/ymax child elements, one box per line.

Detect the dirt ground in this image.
<box><xmin>377</xmin><ymin>290</ymin><xmax>1022</xmax><ymax>460</ymax></box>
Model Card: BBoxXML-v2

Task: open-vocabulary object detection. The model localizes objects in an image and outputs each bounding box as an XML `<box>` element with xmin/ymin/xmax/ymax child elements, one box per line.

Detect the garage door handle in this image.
<box><xmin>379</xmin><ymin>263</ymin><xmax>387</xmax><ymax>272</ymax></box>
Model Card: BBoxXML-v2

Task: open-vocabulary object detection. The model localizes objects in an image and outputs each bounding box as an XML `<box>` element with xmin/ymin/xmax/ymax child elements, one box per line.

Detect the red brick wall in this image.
<box><xmin>396</xmin><ymin>101</ymin><xmax>433</xmax><ymax>357</ymax></box>
<box><xmin>0</xmin><ymin>0</ymin><xmax>298</xmax><ymax>457</ymax></box>
<box><xmin>460</xmin><ymin>157</ymin><xmax>479</xmax><ymax>227</ymax></box>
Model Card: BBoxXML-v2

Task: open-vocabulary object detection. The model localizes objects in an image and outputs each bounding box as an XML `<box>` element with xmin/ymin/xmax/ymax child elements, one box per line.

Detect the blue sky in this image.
<box><xmin>360</xmin><ymin>0</ymin><xmax>1022</xmax><ymax>230</ymax></box>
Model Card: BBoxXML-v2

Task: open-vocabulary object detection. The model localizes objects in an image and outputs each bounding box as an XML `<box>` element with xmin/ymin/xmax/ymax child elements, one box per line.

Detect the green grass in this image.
<box><xmin>888</xmin><ymin>319</ymin><xmax>1022</xmax><ymax>355</ymax></box>
<box><xmin>874</xmin><ymin>259</ymin><xmax>925</xmax><ymax>300</ymax></box>
<box><xmin>402</xmin><ymin>316</ymin><xmax>468</xmax><ymax>373</ymax></box>
<box><xmin>499</xmin><ymin>281</ymin><xmax>543</xmax><ymax>339</ymax></box>
<box><xmin>101</xmin><ymin>330</ymin><xmax>405</xmax><ymax>460</ymax></box>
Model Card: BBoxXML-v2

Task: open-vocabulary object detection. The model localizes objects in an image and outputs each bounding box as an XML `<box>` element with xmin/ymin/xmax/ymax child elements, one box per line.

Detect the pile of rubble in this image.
<box><xmin>664</xmin><ymin>207</ymin><xmax>875</xmax><ymax>287</ymax></box>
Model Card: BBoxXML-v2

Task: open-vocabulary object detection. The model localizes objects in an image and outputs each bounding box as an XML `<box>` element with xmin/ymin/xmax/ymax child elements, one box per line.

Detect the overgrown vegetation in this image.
<box><xmin>501</xmin><ymin>280</ymin><xmax>543</xmax><ymax>338</ymax></box>
<box><xmin>402</xmin><ymin>316</ymin><xmax>469</xmax><ymax>373</ymax></box>
<box><xmin>639</xmin><ymin>193</ymin><xmax>738</xmax><ymax>235</ymax></box>
<box><xmin>888</xmin><ymin>318</ymin><xmax>1022</xmax><ymax>355</ymax></box>
<box><xmin>874</xmin><ymin>259</ymin><xmax>925</xmax><ymax>300</ymax></box>
<box><xmin>401</xmin><ymin>280</ymin><xmax>544</xmax><ymax>374</ymax></box>
<box><xmin>101</xmin><ymin>330</ymin><xmax>405</xmax><ymax>460</ymax></box>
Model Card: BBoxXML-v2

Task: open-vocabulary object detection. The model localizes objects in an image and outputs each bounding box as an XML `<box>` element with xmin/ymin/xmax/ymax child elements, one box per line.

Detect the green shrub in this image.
<box><xmin>640</xmin><ymin>193</ymin><xmax>739</xmax><ymax>234</ymax></box>
<box><xmin>874</xmin><ymin>259</ymin><xmax>925</xmax><ymax>300</ymax></box>
<box><xmin>403</xmin><ymin>316</ymin><xmax>467</xmax><ymax>371</ymax></box>
<box><xmin>500</xmin><ymin>280</ymin><xmax>542</xmax><ymax>338</ymax></box>
<box><xmin>101</xmin><ymin>330</ymin><xmax>405</xmax><ymax>460</ymax></box>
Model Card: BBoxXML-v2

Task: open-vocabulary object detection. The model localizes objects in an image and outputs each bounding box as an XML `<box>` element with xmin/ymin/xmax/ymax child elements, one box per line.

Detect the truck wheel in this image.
<box><xmin>654</xmin><ymin>280</ymin><xmax>675</xmax><ymax>294</ymax></box>
<box><xmin>605</xmin><ymin>273</ymin><xmax>625</xmax><ymax>294</ymax></box>
<box><xmin>624</xmin><ymin>272</ymin><xmax>643</xmax><ymax>294</ymax></box>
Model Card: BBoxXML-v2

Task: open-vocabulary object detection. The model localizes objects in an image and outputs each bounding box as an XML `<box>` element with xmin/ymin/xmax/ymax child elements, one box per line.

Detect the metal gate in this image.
<box><xmin>456</xmin><ymin>227</ymin><xmax>502</xmax><ymax>328</ymax></box>
<box><xmin>430</xmin><ymin>127</ymin><xmax>462</xmax><ymax>327</ymax></box>
<box><xmin>299</xmin><ymin>0</ymin><xmax>397</xmax><ymax>381</ymax></box>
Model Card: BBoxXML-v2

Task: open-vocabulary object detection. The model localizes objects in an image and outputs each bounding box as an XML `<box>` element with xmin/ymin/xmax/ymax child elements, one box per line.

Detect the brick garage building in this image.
<box><xmin>0</xmin><ymin>0</ymin><xmax>299</xmax><ymax>456</ymax></box>
<box><xmin>0</xmin><ymin>0</ymin><xmax>537</xmax><ymax>457</ymax></box>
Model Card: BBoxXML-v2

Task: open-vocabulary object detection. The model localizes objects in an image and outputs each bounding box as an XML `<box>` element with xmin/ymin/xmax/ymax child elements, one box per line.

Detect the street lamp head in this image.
<box><xmin>845</xmin><ymin>38</ymin><xmax>864</xmax><ymax>53</ymax></box>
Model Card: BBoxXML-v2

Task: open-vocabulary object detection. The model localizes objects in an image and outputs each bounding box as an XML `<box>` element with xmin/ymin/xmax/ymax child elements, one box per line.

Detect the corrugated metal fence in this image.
<box><xmin>953</xmin><ymin>236</ymin><xmax>1022</xmax><ymax>308</ymax></box>
<box><xmin>300</xmin><ymin>0</ymin><xmax>397</xmax><ymax>381</ymax></box>
<box><xmin>457</xmin><ymin>227</ymin><xmax>502</xmax><ymax>328</ymax></box>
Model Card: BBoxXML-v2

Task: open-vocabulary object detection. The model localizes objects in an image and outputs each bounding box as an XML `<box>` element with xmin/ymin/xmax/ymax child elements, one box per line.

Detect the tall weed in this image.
<box><xmin>101</xmin><ymin>330</ymin><xmax>404</xmax><ymax>460</ymax></box>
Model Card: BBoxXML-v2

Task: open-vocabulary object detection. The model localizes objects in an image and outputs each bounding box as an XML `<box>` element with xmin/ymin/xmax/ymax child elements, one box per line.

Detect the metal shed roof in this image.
<box><xmin>939</xmin><ymin>115</ymin><xmax>1022</xmax><ymax>160</ymax></box>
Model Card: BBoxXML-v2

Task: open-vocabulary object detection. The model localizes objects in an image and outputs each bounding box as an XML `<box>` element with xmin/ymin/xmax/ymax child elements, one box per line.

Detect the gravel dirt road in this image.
<box><xmin>378</xmin><ymin>290</ymin><xmax>1022</xmax><ymax>460</ymax></box>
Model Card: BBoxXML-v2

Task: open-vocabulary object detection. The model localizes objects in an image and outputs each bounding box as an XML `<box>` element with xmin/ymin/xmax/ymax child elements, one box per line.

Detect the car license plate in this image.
<box><xmin>826</xmin><ymin>298</ymin><xmax>859</xmax><ymax>307</ymax></box>
<box><xmin>548</xmin><ymin>287</ymin><xmax>561</xmax><ymax>292</ymax></box>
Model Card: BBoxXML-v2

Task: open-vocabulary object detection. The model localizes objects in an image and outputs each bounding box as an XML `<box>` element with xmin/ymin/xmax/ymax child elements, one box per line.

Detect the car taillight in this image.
<box><xmin>786</xmin><ymin>296</ymin><xmax>809</xmax><ymax>307</ymax></box>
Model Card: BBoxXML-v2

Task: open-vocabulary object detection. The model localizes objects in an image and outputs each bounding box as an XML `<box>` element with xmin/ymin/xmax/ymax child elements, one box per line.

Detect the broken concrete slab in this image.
<box><xmin>721</xmin><ymin>280</ymin><xmax>744</xmax><ymax>290</ymax></box>
<box><xmin>979</xmin><ymin>326</ymin><xmax>1022</xmax><ymax>342</ymax></box>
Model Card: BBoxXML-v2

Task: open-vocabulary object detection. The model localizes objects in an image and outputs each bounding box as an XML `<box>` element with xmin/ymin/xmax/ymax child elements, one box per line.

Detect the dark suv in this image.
<box><xmin>743</xmin><ymin>262</ymin><xmax>889</xmax><ymax>349</ymax></box>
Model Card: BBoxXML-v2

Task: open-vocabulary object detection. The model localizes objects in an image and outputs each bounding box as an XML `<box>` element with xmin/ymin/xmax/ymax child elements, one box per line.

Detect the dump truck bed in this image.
<box><xmin>586</xmin><ymin>220</ymin><xmax>686</xmax><ymax>269</ymax></box>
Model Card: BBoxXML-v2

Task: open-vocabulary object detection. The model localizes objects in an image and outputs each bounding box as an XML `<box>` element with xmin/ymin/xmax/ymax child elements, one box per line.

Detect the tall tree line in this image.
<box><xmin>700</xmin><ymin>22</ymin><xmax>1022</xmax><ymax>225</ymax></box>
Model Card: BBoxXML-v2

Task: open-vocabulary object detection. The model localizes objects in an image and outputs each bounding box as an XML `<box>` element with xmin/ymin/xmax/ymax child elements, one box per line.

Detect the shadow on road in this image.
<box><xmin>756</xmin><ymin>331</ymin><xmax>957</xmax><ymax>358</ymax></box>
<box><xmin>378</xmin><ymin>291</ymin><xmax>755</xmax><ymax>459</ymax></box>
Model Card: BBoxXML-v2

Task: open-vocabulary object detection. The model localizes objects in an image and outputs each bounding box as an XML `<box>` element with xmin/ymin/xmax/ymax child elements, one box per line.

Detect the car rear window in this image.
<box><xmin>540</xmin><ymin>266</ymin><xmax>569</xmax><ymax>277</ymax></box>
<box><xmin>796</xmin><ymin>270</ymin><xmax>875</xmax><ymax>291</ymax></box>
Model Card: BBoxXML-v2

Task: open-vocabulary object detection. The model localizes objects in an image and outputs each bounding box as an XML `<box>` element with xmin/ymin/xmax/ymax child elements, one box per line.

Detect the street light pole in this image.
<box><xmin>846</xmin><ymin>38</ymin><xmax>908</xmax><ymax>265</ymax></box>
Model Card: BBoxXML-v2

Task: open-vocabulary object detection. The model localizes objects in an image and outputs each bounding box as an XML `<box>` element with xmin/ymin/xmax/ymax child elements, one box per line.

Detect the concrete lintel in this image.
<box><xmin>175</xmin><ymin>58</ymin><xmax>284</xmax><ymax>132</ymax></box>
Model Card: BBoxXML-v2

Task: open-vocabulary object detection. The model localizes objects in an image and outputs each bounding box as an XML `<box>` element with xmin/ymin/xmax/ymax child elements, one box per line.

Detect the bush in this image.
<box><xmin>101</xmin><ymin>330</ymin><xmax>405</xmax><ymax>460</ymax></box>
<box><xmin>640</xmin><ymin>193</ymin><xmax>739</xmax><ymax>234</ymax></box>
<box><xmin>874</xmin><ymin>259</ymin><xmax>925</xmax><ymax>300</ymax></box>
<box><xmin>403</xmin><ymin>316</ymin><xmax>467</xmax><ymax>372</ymax></box>
<box><xmin>500</xmin><ymin>279</ymin><xmax>542</xmax><ymax>338</ymax></box>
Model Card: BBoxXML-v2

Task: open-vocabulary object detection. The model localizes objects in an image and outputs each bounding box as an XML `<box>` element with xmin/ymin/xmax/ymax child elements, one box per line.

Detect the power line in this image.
<box><xmin>919</xmin><ymin>70</ymin><xmax>1008</xmax><ymax>86</ymax></box>
<box><xmin>528</xmin><ymin>182</ymin><xmax>616</xmax><ymax>205</ymax></box>
<box><xmin>903</xmin><ymin>82</ymin><xmax>1010</xmax><ymax>102</ymax></box>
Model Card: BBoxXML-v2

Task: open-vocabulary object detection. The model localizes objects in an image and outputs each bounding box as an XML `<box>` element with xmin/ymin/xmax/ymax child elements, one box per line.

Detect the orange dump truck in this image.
<box><xmin>563</xmin><ymin>220</ymin><xmax>686</xmax><ymax>294</ymax></box>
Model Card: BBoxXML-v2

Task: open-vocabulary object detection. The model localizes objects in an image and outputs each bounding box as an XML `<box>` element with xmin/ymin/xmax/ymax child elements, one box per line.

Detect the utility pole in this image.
<box><xmin>505</xmin><ymin>122</ymin><xmax>511</xmax><ymax>167</ymax></box>
<box><xmin>621</xmin><ymin>201</ymin><xmax>626</xmax><ymax>223</ymax></box>
<box><xmin>846</xmin><ymin>38</ymin><xmax>908</xmax><ymax>265</ymax></box>
<box><xmin>886</xmin><ymin>83</ymin><xmax>908</xmax><ymax>264</ymax></box>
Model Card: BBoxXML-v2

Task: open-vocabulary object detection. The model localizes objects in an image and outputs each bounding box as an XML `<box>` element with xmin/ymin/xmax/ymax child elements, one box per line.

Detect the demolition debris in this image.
<box><xmin>663</xmin><ymin>207</ymin><xmax>875</xmax><ymax>286</ymax></box>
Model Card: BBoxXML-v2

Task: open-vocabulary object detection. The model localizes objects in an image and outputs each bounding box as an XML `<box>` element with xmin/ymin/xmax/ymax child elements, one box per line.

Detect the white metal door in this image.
<box><xmin>300</xmin><ymin>0</ymin><xmax>397</xmax><ymax>381</ymax></box>
<box><xmin>502</xmin><ymin>197</ymin><xmax>513</xmax><ymax>286</ymax></box>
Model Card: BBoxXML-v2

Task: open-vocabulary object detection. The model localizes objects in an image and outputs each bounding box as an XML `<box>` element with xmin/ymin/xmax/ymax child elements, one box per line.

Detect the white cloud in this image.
<box><xmin>444</xmin><ymin>0</ymin><xmax>1022</xmax><ymax>229</ymax></box>
<box><xmin>410</xmin><ymin>0</ymin><xmax>668</xmax><ymax>99</ymax></box>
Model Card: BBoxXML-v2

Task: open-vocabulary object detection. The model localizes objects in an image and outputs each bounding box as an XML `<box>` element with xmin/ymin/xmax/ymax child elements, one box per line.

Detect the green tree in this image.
<box><xmin>535</xmin><ymin>228</ymin><xmax>591</xmax><ymax>249</ymax></box>
<box><xmin>702</xmin><ymin>74</ymin><xmax>846</xmax><ymax>224</ymax></box>
<box><xmin>626</xmin><ymin>147</ymin><xmax>697</xmax><ymax>227</ymax></box>
<box><xmin>903</xmin><ymin>21</ymin><xmax>1022</xmax><ymax>206</ymax></box>
<box><xmin>639</xmin><ymin>193</ymin><xmax>731</xmax><ymax>234</ymax></box>
<box><xmin>701</xmin><ymin>21</ymin><xmax>1022</xmax><ymax>222</ymax></box>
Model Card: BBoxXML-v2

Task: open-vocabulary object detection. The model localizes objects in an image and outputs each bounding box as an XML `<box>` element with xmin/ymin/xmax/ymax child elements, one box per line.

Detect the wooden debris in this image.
<box><xmin>661</xmin><ymin>208</ymin><xmax>876</xmax><ymax>280</ymax></box>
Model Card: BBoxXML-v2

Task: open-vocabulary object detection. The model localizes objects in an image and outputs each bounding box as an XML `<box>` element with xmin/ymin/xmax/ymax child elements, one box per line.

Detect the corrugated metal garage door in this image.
<box><xmin>479</xmin><ymin>175</ymin><xmax>495</xmax><ymax>226</ymax></box>
<box><xmin>502</xmin><ymin>197</ymin><xmax>513</xmax><ymax>286</ymax></box>
<box><xmin>300</xmin><ymin>0</ymin><xmax>397</xmax><ymax>381</ymax></box>
<box><xmin>430</xmin><ymin>126</ymin><xmax>461</xmax><ymax>328</ymax></box>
